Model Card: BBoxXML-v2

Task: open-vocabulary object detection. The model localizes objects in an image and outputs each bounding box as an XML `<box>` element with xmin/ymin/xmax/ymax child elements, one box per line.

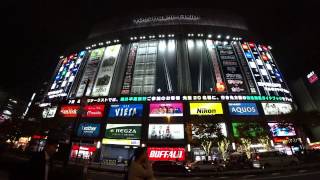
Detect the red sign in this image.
<box><xmin>273</xmin><ymin>137</ymin><xmax>289</xmax><ymax>143</ymax></box>
<box><xmin>72</xmin><ymin>145</ymin><xmax>96</xmax><ymax>152</ymax></box>
<box><xmin>261</xmin><ymin>55</ymin><xmax>268</xmax><ymax>61</ymax></box>
<box><xmin>60</xmin><ymin>105</ymin><xmax>80</xmax><ymax>117</ymax></box>
<box><xmin>147</xmin><ymin>147</ymin><xmax>185</xmax><ymax>161</ymax></box>
<box><xmin>82</xmin><ymin>104</ymin><xmax>105</xmax><ymax>118</ymax></box>
<box><xmin>307</xmin><ymin>71</ymin><xmax>319</xmax><ymax>84</ymax></box>
<box><xmin>248</xmin><ymin>42</ymin><xmax>255</xmax><ymax>48</ymax></box>
<box><xmin>242</xmin><ymin>44</ymin><xmax>249</xmax><ymax>50</ymax></box>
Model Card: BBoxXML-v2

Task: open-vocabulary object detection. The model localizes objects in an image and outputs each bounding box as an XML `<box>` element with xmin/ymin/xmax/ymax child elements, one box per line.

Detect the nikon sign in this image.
<box><xmin>189</xmin><ymin>102</ymin><xmax>223</xmax><ymax>115</ymax></box>
<box><xmin>105</xmin><ymin>124</ymin><xmax>141</xmax><ymax>139</ymax></box>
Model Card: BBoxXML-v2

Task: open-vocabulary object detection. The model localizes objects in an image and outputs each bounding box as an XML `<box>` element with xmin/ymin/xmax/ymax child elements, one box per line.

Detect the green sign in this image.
<box><xmin>232</xmin><ymin>122</ymin><xmax>264</xmax><ymax>138</ymax></box>
<box><xmin>105</xmin><ymin>124</ymin><xmax>141</xmax><ymax>139</ymax></box>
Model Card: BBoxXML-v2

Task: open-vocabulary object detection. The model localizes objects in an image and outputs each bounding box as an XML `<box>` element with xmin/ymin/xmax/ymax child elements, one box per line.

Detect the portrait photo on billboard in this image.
<box><xmin>77</xmin><ymin>123</ymin><xmax>101</xmax><ymax>137</ymax></box>
<box><xmin>268</xmin><ymin>123</ymin><xmax>296</xmax><ymax>137</ymax></box>
<box><xmin>148</xmin><ymin>124</ymin><xmax>184</xmax><ymax>140</ymax></box>
<box><xmin>105</xmin><ymin>124</ymin><xmax>141</xmax><ymax>139</ymax></box>
<box><xmin>108</xmin><ymin>104</ymin><xmax>143</xmax><ymax>118</ymax></box>
<box><xmin>149</xmin><ymin>103</ymin><xmax>183</xmax><ymax>117</ymax></box>
<box><xmin>261</xmin><ymin>103</ymin><xmax>293</xmax><ymax>115</ymax></box>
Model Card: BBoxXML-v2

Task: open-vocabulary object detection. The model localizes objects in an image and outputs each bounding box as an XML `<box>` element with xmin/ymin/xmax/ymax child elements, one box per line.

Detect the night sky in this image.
<box><xmin>2</xmin><ymin>0</ymin><xmax>320</xmax><ymax>101</ymax></box>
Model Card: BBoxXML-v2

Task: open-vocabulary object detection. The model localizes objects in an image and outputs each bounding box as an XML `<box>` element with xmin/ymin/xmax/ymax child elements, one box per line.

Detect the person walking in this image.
<box><xmin>127</xmin><ymin>147</ymin><xmax>156</xmax><ymax>180</ymax></box>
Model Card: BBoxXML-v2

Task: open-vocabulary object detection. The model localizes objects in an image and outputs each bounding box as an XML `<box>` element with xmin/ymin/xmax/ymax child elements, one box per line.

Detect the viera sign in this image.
<box><xmin>105</xmin><ymin>124</ymin><xmax>141</xmax><ymax>139</ymax></box>
<box><xmin>133</xmin><ymin>15</ymin><xmax>200</xmax><ymax>24</ymax></box>
<box><xmin>189</xmin><ymin>102</ymin><xmax>223</xmax><ymax>115</ymax></box>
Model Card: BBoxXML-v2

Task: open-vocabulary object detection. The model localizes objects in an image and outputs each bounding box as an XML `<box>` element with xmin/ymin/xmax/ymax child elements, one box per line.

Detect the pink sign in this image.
<box><xmin>149</xmin><ymin>103</ymin><xmax>183</xmax><ymax>117</ymax></box>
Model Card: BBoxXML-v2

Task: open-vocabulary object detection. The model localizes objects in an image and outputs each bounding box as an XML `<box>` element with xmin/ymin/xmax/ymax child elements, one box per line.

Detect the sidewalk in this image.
<box><xmin>82</xmin><ymin>162</ymin><xmax>320</xmax><ymax>177</ymax></box>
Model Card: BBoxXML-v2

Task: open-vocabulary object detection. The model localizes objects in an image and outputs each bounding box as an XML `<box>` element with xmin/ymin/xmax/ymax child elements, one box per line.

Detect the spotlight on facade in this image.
<box><xmin>226</xmin><ymin>35</ymin><xmax>230</xmax><ymax>39</ymax></box>
<box><xmin>208</xmin><ymin>34</ymin><xmax>212</xmax><ymax>38</ymax></box>
<box><xmin>232</xmin><ymin>142</ymin><xmax>236</xmax><ymax>150</ymax></box>
<box><xmin>217</xmin><ymin>34</ymin><xmax>221</xmax><ymax>39</ymax></box>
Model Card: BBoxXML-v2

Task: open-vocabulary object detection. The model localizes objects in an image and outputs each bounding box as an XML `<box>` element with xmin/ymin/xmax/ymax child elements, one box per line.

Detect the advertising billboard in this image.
<box><xmin>108</xmin><ymin>104</ymin><xmax>143</xmax><ymax>118</ymax></box>
<box><xmin>121</xmin><ymin>43</ymin><xmax>138</xmax><ymax>95</ymax></box>
<box><xmin>105</xmin><ymin>124</ymin><xmax>141</xmax><ymax>139</ymax></box>
<box><xmin>48</xmin><ymin>52</ymin><xmax>86</xmax><ymax>99</ymax></box>
<box><xmin>92</xmin><ymin>45</ymin><xmax>121</xmax><ymax>96</ymax></box>
<box><xmin>216</xmin><ymin>44</ymin><xmax>247</xmax><ymax>93</ymax></box>
<box><xmin>189</xmin><ymin>102</ymin><xmax>223</xmax><ymax>115</ymax></box>
<box><xmin>102</xmin><ymin>138</ymin><xmax>140</xmax><ymax>146</ymax></box>
<box><xmin>261</xmin><ymin>102</ymin><xmax>293</xmax><ymax>115</ymax></box>
<box><xmin>228</xmin><ymin>103</ymin><xmax>259</xmax><ymax>116</ymax></box>
<box><xmin>77</xmin><ymin>123</ymin><xmax>101</xmax><ymax>137</ymax></box>
<box><xmin>307</xmin><ymin>71</ymin><xmax>319</xmax><ymax>84</ymax></box>
<box><xmin>149</xmin><ymin>103</ymin><xmax>183</xmax><ymax>117</ymax></box>
<box><xmin>42</xmin><ymin>106</ymin><xmax>58</xmax><ymax>118</ymax></box>
<box><xmin>192</xmin><ymin>123</ymin><xmax>227</xmax><ymax>138</ymax></box>
<box><xmin>147</xmin><ymin>147</ymin><xmax>185</xmax><ymax>161</ymax></box>
<box><xmin>148</xmin><ymin>124</ymin><xmax>184</xmax><ymax>140</ymax></box>
<box><xmin>76</xmin><ymin>48</ymin><xmax>105</xmax><ymax>97</ymax></box>
<box><xmin>82</xmin><ymin>104</ymin><xmax>105</xmax><ymax>118</ymax></box>
<box><xmin>232</xmin><ymin>122</ymin><xmax>264</xmax><ymax>137</ymax></box>
<box><xmin>268</xmin><ymin>123</ymin><xmax>296</xmax><ymax>137</ymax></box>
<box><xmin>59</xmin><ymin>105</ymin><xmax>80</xmax><ymax>117</ymax></box>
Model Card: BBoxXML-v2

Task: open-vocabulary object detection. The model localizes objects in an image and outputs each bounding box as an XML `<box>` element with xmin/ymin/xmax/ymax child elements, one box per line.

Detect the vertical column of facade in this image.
<box><xmin>75</xmin><ymin>47</ymin><xmax>106</xmax><ymax>97</ymax></box>
<box><xmin>240</xmin><ymin>42</ymin><xmax>267</xmax><ymax>96</ymax></box>
<box><xmin>233</xmin><ymin>42</ymin><xmax>258</xmax><ymax>95</ymax></box>
<box><xmin>205</xmin><ymin>40</ymin><xmax>226</xmax><ymax>93</ymax></box>
<box><xmin>215</xmin><ymin>42</ymin><xmax>248</xmax><ymax>94</ymax></box>
<box><xmin>120</xmin><ymin>43</ymin><xmax>138</xmax><ymax>95</ymax></box>
<box><xmin>91</xmin><ymin>44</ymin><xmax>122</xmax><ymax>97</ymax></box>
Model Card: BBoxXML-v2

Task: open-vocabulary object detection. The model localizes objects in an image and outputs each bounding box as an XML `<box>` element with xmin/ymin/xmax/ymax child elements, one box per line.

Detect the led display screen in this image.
<box><xmin>149</xmin><ymin>103</ymin><xmax>183</xmax><ymax>117</ymax></box>
<box><xmin>77</xmin><ymin>123</ymin><xmax>101</xmax><ymax>137</ymax></box>
<box><xmin>232</xmin><ymin>122</ymin><xmax>264</xmax><ymax>138</ymax></box>
<box><xmin>261</xmin><ymin>102</ymin><xmax>293</xmax><ymax>115</ymax></box>
<box><xmin>268</xmin><ymin>123</ymin><xmax>296</xmax><ymax>137</ymax></box>
<box><xmin>147</xmin><ymin>147</ymin><xmax>185</xmax><ymax>161</ymax></box>
<box><xmin>108</xmin><ymin>104</ymin><xmax>143</xmax><ymax>118</ymax></box>
<box><xmin>105</xmin><ymin>124</ymin><xmax>141</xmax><ymax>139</ymax></box>
<box><xmin>148</xmin><ymin>124</ymin><xmax>184</xmax><ymax>140</ymax></box>
<box><xmin>192</xmin><ymin>123</ymin><xmax>227</xmax><ymax>138</ymax></box>
<box><xmin>189</xmin><ymin>102</ymin><xmax>223</xmax><ymax>115</ymax></box>
<box><xmin>228</xmin><ymin>103</ymin><xmax>259</xmax><ymax>115</ymax></box>
<box><xmin>92</xmin><ymin>45</ymin><xmax>121</xmax><ymax>96</ymax></box>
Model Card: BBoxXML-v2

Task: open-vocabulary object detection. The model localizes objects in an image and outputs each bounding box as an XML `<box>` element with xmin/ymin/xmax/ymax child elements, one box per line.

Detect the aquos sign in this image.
<box><xmin>228</xmin><ymin>103</ymin><xmax>259</xmax><ymax>115</ymax></box>
<box><xmin>147</xmin><ymin>147</ymin><xmax>185</xmax><ymax>161</ymax></box>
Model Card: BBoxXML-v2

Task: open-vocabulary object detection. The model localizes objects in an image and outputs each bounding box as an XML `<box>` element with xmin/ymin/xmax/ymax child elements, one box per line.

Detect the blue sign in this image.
<box><xmin>228</xmin><ymin>103</ymin><xmax>259</xmax><ymax>116</ymax></box>
<box><xmin>77</xmin><ymin>123</ymin><xmax>100</xmax><ymax>137</ymax></box>
<box><xmin>245</xmin><ymin>52</ymin><xmax>253</xmax><ymax>59</ymax></box>
<box><xmin>108</xmin><ymin>104</ymin><xmax>143</xmax><ymax>118</ymax></box>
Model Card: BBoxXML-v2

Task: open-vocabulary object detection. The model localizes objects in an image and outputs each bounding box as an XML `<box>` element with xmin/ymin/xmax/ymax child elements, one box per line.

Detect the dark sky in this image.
<box><xmin>2</xmin><ymin>0</ymin><xmax>320</xmax><ymax>101</ymax></box>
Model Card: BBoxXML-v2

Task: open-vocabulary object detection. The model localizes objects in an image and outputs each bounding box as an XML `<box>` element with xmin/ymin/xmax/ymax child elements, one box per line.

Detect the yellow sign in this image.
<box><xmin>102</xmin><ymin>138</ymin><xmax>140</xmax><ymax>146</ymax></box>
<box><xmin>190</xmin><ymin>103</ymin><xmax>223</xmax><ymax>115</ymax></box>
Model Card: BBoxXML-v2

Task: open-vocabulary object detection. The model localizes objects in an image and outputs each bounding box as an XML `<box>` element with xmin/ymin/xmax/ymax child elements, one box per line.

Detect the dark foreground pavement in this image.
<box><xmin>87</xmin><ymin>169</ymin><xmax>320</xmax><ymax>180</ymax></box>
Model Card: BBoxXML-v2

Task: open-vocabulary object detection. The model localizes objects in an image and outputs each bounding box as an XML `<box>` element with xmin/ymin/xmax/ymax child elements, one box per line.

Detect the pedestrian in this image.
<box><xmin>26</xmin><ymin>138</ymin><xmax>59</xmax><ymax>180</ymax></box>
<box><xmin>126</xmin><ymin>147</ymin><xmax>156</xmax><ymax>180</ymax></box>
